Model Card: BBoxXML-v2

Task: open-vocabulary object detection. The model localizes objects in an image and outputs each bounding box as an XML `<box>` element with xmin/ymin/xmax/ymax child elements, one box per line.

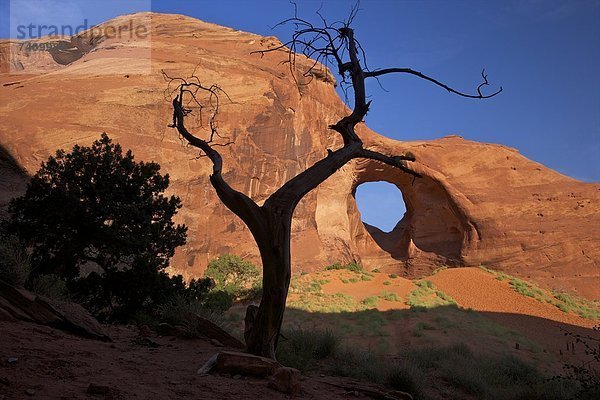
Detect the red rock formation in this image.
<box><xmin>0</xmin><ymin>13</ymin><xmax>597</xmax><ymax>298</ymax></box>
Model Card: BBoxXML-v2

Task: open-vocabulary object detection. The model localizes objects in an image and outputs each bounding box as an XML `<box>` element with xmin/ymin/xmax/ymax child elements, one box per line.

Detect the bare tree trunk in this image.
<box><xmin>244</xmin><ymin>210</ymin><xmax>292</xmax><ymax>358</ymax></box>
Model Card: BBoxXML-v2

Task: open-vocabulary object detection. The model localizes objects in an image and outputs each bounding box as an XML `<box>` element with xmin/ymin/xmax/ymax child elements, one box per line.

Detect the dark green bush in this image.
<box><xmin>0</xmin><ymin>233</ymin><xmax>31</xmax><ymax>287</ymax></box>
<box><xmin>30</xmin><ymin>274</ymin><xmax>67</xmax><ymax>299</ymax></box>
<box><xmin>69</xmin><ymin>262</ymin><xmax>207</xmax><ymax>321</ymax></box>
<box><xmin>203</xmin><ymin>289</ymin><xmax>234</xmax><ymax>312</ymax></box>
<box><xmin>3</xmin><ymin>134</ymin><xmax>188</xmax><ymax>320</ymax></box>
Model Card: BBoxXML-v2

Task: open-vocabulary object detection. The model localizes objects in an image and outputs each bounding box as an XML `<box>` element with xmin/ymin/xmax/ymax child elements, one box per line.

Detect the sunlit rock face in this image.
<box><xmin>0</xmin><ymin>13</ymin><xmax>598</xmax><ymax>299</ymax></box>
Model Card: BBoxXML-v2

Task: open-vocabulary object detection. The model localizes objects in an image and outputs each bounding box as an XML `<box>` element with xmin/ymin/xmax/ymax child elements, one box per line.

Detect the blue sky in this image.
<box><xmin>2</xmin><ymin>0</ymin><xmax>598</xmax><ymax>231</ymax></box>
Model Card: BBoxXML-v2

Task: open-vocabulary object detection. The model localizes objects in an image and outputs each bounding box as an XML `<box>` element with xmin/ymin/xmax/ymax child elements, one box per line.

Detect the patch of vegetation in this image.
<box><xmin>478</xmin><ymin>266</ymin><xmax>600</xmax><ymax>320</ymax></box>
<box><xmin>290</xmin><ymin>277</ymin><xmax>322</xmax><ymax>294</ymax></box>
<box><xmin>330</xmin><ymin>346</ymin><xmax>427</xmax><ymax>397</ymax></box>
<box><xmin>0</xmin><ymin>233</ymin><xmax>31</xmax><ymax>287</ymax></box>
<box><xmin>362</xmin><ymin>296</ymin><xmax>379</xmax><ymax>308</ymax></box>
<box><xmin>277</xmin><ymin>328</ymin><xmax>340</xmax><ymax>371</ymax></box>
<box><xmin>372</xmin><ymin>268</ymin><xmax>381</xmax><ymax>273</ymax></box>
<box><xmin>349</xmin><ymin>277</ymin><xmax>359</xmax><ymax>283</ymax></box>
<box><xmin>509</xmin><ymin>277</ymin><xmax>545</xmax><ymax>298</ymax></box>
<box><xmin>30</xmin><ymin>274</ymin><xmax>67</xmax><ymax>300</ymax></box>
<box><xmin>325</xmin><ymin>262</ymin><xmax>363</xmax><ymax>273</ymax></box>
<box><xmin>433</xmin><ymin>315</ymin><xmax>458</xmax><ymax>330</ymax></box>
<box><xmin>285</xmin><ymin>331</ymin><xmax>569</xmax><ymax>400</ymax></box>
<box><xmin>205</xmin><ymin>254</ymin><xmax>261</xmax><ymax>301</ymax></box>
<box><xmin>552</xmin><ymin>292</ymin><xmax>600</xmax><ymax>320</ymax></box>
<box><xmin>435</xmin><ymin>290</ymin><xmax>456</xmax><ymax>304</ymax></box>
<box><xmin>383</xmin><ymin>280</ymin><xmax>392</xmax><ymax>286</ymax></box>
<box><xmin>389</xmin><ymin>273</ymin><xmax>398</xmax><ymax>279</ymax></box>
<box><xmin>406</xmin><ymin>280</ymin><xmax>456</xmax><ymax>310</ymax></box>
<box><xmin>413</xmin><ymin>321</ymin><xmax>436</xmax><ymax>337</ymax></box>
<box><xmin>430</xmin><ymin>266</ymin><xmax>448</xmax><ymax>276</ymax></box>
<box><xmin>361</xmin><ymin>274</ymin><xmax>372</xmax><ymax>281</ymax></box>
<box><xmin>288</xmin><ymin>292</ymin><xmax>362</xmax><ymax>313</ymax></box>
<box><xmin>379</xmin><ymin>291</ymin><xmax>402</xmax><ymax>302</ymax></box>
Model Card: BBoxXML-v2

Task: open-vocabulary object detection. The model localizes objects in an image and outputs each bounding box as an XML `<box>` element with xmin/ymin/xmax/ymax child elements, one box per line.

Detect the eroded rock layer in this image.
<box><xmin>0</xmin><ymin>13</ymin><xmax>598</xmax><ymax>298</ymax></box>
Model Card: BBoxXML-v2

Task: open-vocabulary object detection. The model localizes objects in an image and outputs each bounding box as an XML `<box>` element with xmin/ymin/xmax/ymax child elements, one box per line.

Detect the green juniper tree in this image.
<box><xmin>5</xmin><ymin>133</ymin><xmax>188</xmax><ymax>318</ymax></box>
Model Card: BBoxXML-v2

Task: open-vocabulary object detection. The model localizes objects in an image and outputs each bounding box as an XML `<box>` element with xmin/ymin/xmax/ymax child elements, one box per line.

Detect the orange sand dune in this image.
<box><xmin>429</xmin><ymin>267</ymin><xmax>597</xmax><ymax>328</ymax></box>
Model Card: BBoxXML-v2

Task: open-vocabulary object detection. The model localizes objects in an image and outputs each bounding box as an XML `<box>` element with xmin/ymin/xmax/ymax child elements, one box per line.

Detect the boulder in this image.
<box><xmin>0</xmin><ymin>279</ymin><xmax>111</xmax><ymax>341</ymax></box>
<box><xmin>215</xmin><ymin>351</ymin><xmax>280</xmax><ymax>377</ymax></box>
<box><xmin>268</xmin><ymin>366</ymin><xmax>302</xmax><ymax>395</ymax></box>
<box><xmin>185</xmin><ymin>312</ymin><xmax>245</xmax><ymax>349</ymax></box>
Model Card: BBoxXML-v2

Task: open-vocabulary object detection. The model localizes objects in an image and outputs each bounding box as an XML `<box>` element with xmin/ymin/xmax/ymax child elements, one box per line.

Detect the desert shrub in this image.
<box><xmin>71</xmin><ymin>265</ymin><xmax>212</xmax><ymax>321</ymax></box>
<box><xmin>552</xmin><ymin>292</ymin><xmax>600</xmax><ymax>320</ymax></box>
<box><xmin>380</xmin><ymin>291</ymin><xmax>402</xmax><ymax>302</ymax></box>
<box><xmin>203</xmin><ymin>290</ymin><xmax>234</xmax><ymax>312</ymax></box>
<box><xmin>30</xmin><ymin>274</ymin><xmax>67</xmax><ymax>299</ymax></box>
<box><xmin>205</xmin><ymin>254</ymin><xmax>261</xmax><ymax>300</ymax></box>
<box><xmin>407</xmin><ymin>280</ymin><xmax>455</xmax><ymax>309</ymax></box>
<box><xmin>329</xmin><ymin>347</ymin><xmax>385</xmax><ymax>382</ymax></box>
<box><xmin>277</xmin><ymin>328</ymin><xmax>340</xmax><ymax>371</ymax></box>
<box><xmin>386</xmin><ymin>362</ymin><xmax>424</xmax><ymax>396</ymax></box>
<box><xmin>156</xmin><ymin>294</ymin><xmax>224</xmax><ymax>338</ymax></box>
<box><xmin>551</xmin><ymin>325</ymin><xmax>600</xmax><ymax>399</ymax></box>
<box><xmin>389</xmin><ymin>273</ymin><xmax>398</xmax><ymax>278</ymax></box>
<box><xmin>0</xmin><ymin>233</ymin><xmax>31</xmax><ymax>287</ymax></box>
<box><xmin>412</xmin><ymin>321</ymin><xmax>436</xmax><ymax>338</ymax></box>
<box><xmin>481</xmin><ymin>266</ymin><xmax>600</xmax><ymax>320</ymax></box>
<box><xmin>324</xmin><ymin>262</ymin><xmax>363</xmax><ymax>273</ymax></box>
<box><xmin>362</xmin><ymin>296</ymin><xmax>379</xmax><ymax>308</ymax></box>
<box><xmin>185</xmin><ymin>277</ymin><xmax>217</xmax><ymax>301</ymax></box>
<box><xmin>329</xmin><ymin>347</ymin><xmax>425</xmax><ymax>398</ymax></box>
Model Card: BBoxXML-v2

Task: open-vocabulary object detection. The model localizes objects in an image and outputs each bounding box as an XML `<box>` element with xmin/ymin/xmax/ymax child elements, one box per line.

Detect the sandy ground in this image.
<box><xmin>321</xmin><ymin>270</ymin><xmax>415</xmax><ymax>311</ymax></box>
<box><xmin>428</xmin><ymin>268</ymin><xmax>599</xmax><ymax>362</ymax></box>
<box><xmin>308</xmin><ymin>267</ymin><xmax>599</xmax><ymax>370</ymax></box>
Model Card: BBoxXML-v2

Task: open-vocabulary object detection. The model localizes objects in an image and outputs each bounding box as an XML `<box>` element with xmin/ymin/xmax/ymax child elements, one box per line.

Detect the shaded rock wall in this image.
<box><xmin>0</xmin><ymin>13</ymin><xmax>598</xmax><ymax>299</ymax></box>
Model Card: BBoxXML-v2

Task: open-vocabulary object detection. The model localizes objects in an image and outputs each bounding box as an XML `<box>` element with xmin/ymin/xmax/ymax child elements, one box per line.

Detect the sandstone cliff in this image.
<box><xmin>0</xmin><ymin>13</ymin><xmax>598</xmax><ymax>298</ymax></box>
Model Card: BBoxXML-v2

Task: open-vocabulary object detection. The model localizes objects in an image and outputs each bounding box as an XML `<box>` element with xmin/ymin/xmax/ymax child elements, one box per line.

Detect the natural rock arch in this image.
<box><xmin>347</xmin><ymin>158</ymin><xmax>479</xmax><ymax>272</ymax></box>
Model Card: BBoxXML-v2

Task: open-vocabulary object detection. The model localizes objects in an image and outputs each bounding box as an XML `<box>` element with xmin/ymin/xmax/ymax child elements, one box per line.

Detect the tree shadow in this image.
<box><xmin>243</xmin><ymin>304</ymin><xmax>599</xmax><ymax>370</ymax></box>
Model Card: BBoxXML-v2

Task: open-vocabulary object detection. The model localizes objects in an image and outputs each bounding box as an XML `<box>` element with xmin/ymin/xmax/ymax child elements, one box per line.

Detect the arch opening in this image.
<box><xmin>354</xmin><ymin>182</ymin><xmax>406</xmax><ymax>234</ymax></box>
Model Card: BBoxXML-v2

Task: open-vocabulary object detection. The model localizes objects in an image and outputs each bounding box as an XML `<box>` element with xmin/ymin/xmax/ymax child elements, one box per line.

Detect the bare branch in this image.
<box><xmin>166</xmin><ymin>72</ymin><xmax>265</xmax><ymax>234</ymax></box>
<box><xmin>364</xmin><ymin>67</ymin><xmax>503</xmax><ymax>99</ymax></box>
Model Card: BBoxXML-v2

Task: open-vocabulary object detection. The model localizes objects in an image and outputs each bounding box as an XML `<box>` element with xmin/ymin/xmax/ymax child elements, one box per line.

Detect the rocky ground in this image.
<box><xmin>0</xmin><ymin>320</ymin><xmax>403</xmax><ymax>400</ymax></box>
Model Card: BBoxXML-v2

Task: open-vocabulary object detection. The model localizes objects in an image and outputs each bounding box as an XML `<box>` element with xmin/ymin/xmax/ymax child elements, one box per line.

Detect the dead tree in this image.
<box><xmin>166</xmin><ymin>6</ymin><xmax>501</xmax><ymax>359</ymax></box>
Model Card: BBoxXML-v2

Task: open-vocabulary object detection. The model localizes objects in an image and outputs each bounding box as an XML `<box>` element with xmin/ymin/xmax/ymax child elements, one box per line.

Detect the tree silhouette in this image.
<box><xmin>7</xmin><ymin>133</ymin><xmax>187</xmax><ymax>280</ymax></box>
<box><xmin>166</xmin><ymin>5</ymin><xmax>500</xmax><ymax>358</ymax></box>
